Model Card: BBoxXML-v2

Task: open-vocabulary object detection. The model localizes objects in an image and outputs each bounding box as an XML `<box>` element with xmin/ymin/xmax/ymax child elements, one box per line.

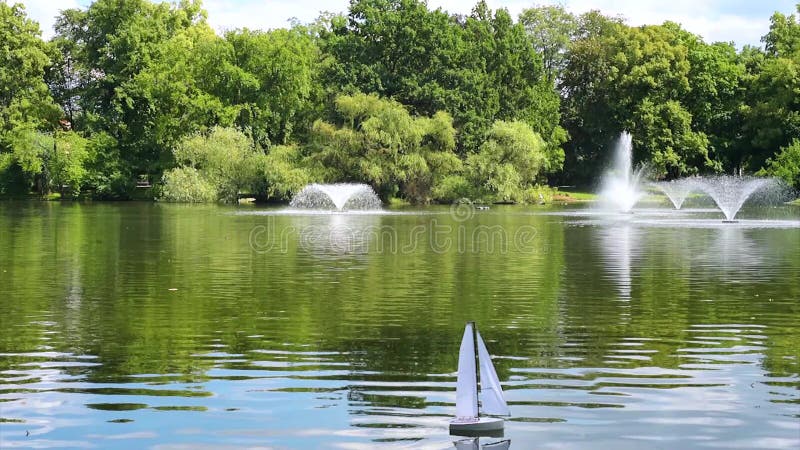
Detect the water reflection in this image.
<box><xmin>0</xmin><ymin>203</ymin><xmax>797</xmax><ymax>449</ymax></box>
<box><xmin>596</xmin><ymin>220</ymin><xmax>639</xmax><ymax>301</ymax></box>
<box><xmin>455</xmin><ymin>437</ymin><xmax>511</xmax><ymax>449</ymax></box>
<box><xmin>295</xmin><ymin>213</ymin><xmax>382</xmax><ymax>256</ymax></box>
<box><xmin>693</xmin><ymin>226</ymin><xmax>764</xmax><ymax>278</ymax></box>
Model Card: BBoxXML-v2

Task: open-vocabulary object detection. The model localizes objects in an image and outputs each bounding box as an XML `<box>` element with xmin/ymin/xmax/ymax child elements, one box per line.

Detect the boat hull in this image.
<box><xmin>449</xmin><ymin>416</ymin><xmax>504</xmax><ymax>434</ymax></box>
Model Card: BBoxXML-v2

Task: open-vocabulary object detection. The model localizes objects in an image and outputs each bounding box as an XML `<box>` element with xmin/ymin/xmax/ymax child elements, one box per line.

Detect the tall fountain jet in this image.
<box><xmin>598</xmin><ymin>132</ymin><xmax>646</xmax><ymax>213</ymax></box>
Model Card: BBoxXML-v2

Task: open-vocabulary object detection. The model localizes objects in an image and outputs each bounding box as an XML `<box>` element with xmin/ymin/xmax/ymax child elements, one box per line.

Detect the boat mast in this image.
<box><xmin>470</xmin><ymin>321</ymin><xmax>480</xmax><ymax>417</ymax></box>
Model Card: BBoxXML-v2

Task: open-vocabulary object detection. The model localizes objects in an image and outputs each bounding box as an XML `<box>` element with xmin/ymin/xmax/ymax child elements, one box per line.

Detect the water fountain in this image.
<box><xmin>652</xmin><ymin>178</ymin><xmax>698</xmax><ymax>209</ymax></box>
<box><xmin>597</xmin><ymin>132</ymin><xmax>647</xmax><ymax>213</ymax></box>
<box><xmin>692</xmin><ymin>176</ymin><xmax>775</xmax><ymax>222</ymax></box>
<box><xmin>289</xmin><ymin>183</ymin><xmax>382</xmax><ymax>211</ymax></box>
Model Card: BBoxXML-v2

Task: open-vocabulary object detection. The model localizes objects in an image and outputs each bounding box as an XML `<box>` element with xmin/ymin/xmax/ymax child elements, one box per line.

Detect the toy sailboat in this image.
<box><xmin>450</xmin><ymin>322</ymin><xmax>510</xmax><ymax>434</ymax></box>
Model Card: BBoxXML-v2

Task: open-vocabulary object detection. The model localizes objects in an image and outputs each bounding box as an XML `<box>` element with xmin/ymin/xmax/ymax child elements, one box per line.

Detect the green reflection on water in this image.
<box><xmin>0</xmin><ymin>201</ymin><xmax>798</xmax><ymax>448</ymax></box>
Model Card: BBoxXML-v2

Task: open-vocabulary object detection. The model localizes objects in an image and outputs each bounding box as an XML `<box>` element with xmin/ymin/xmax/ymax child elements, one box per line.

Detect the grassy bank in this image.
<box><xmin>553</xmin><ymin>189</ymin><xmax>598</xmax><ymax>203</ymax></box>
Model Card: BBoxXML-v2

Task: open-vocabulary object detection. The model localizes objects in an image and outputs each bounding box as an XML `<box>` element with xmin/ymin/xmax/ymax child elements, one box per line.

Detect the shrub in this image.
<box><xmin>263</xmin><ymin>145</ymin><xmax>313</xmax><ymax>200</ymax></box>
<box><xmin>160</xmin><ymin>167</ymin><xmax>217</xmax><ymax>203</ymax></box>
<box><xmin>465</xmin><ymin>120</ymin><xmax>549</xmax><ymax>203</ymax></box>
<box><xmin>168</xmin><ymin>127</ymin><xmax>265</xmax><ymax>203</ymax></box>
<box><xmin>759</xmin><ymin>139</ymin><xmax>800</xmax><ymax>189</ymax></box>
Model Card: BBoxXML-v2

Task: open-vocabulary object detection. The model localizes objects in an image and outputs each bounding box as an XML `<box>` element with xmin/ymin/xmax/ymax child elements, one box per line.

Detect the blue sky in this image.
<box><xmin>17</xmin><ymin>0</ymin><xmax>799</xmax><ymax>48</ymax></box>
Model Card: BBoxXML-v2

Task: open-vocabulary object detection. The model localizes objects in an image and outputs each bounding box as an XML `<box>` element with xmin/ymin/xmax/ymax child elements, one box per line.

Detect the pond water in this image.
<box><xmin>0</xmin><ymin>202</ymin><xmax>798</xmax><ymax>449</ymax></box>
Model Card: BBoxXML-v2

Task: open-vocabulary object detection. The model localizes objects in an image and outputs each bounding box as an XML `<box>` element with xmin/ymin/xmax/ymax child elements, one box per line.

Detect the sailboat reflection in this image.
<box><xmin>454</xmin><ymin>437</ymin><xmax>511</xmax><ymax>449</ymax></box>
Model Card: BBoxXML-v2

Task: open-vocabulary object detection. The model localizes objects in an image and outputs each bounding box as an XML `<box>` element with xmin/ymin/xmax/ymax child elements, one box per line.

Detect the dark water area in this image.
<box><xmin>0</xmin><ymin>202</ymin><xmax>798</xmax><ymax>449</ymax></box>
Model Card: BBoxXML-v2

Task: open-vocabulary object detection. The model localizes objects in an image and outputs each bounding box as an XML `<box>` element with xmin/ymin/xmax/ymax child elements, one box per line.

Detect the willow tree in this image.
<box><xmin>307</xmin><ymin>93</ymin><xmax>460</xmax><ymax>203</ymax></box>
<box><xmin>466</xmin><ymin>120</ymin><xmax>551</xmax><ymax>203</ymax></box>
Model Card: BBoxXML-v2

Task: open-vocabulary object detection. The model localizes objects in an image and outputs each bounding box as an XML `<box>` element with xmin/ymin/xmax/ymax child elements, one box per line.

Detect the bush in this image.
<box><xmin>307</xmin><ymin>93</ymin><xmax>460</xmax><ymax>203</ymax></box>
<box><xmin>431</xmin><ymin>175</ymin><xmax>473</xmax><ymax>203</ymax></box>
<box><xmin>160</xmin><ymin>167</ymin><xmax>217</xmax><ymax>202</ymax></box>
<box><xmin>465</xmin><ymin>120</ymin><xmax>549</xmax><ymax>203</ymax></box>
<box><xmin>169</xmin><ymin>127</ymin><xmax>265</xmax><ymax>203</ymax></box>
<box><xmin>1</xmin><ymin>128</ymin><xmax>90</xmax><ymax>197</ymax></box>
<box><xmin>84</xmin><ymin>132</ymin><xmax>130</xmax><ymax>200</ymax></box>
<box><xmin>263</xmin><ymin>145</ymin><xmax>313</xmax><ymax>200</ymax></box>
<box><xmin>759</xmin><ymin>139</ymin><xmax>800</xmax><ymax>189</ymax></box>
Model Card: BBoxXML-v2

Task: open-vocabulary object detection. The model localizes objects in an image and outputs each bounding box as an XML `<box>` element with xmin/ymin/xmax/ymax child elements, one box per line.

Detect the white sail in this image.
<box><xmin>455</xmin><ymin>323</ymin><xmax>478</xmax><ymax>419</ymax></box>
<box><xmin>476</xmin><ymin>331</ymin><xmax>510</xmax><ymax>416</ymax></box>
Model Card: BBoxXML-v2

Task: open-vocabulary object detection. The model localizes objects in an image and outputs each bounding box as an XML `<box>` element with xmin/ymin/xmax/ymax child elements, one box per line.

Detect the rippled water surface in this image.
<box><xmin>1</xmin><ymin>202</ymin><xmax>798</xmax><ymax>449</ymax></box>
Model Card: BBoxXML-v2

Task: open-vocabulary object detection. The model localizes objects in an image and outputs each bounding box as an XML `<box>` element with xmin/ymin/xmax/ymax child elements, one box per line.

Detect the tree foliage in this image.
<box><xmin>320</xmin><ymin>0</ymin><xmax>565</xmax><ymax>161</ymax></box>
<box><xmin>759</xmin><ymin>139</ymin><xmax>800</xmax><ymax>188</ymax></box>
<box><xmin>519</xmin><ymin>5</ymin><xmax>577</xmax><ymax>83</ymax></box>
<box><xmin>308</xmin><ymin>93</ymin><xmax>460</xmax><ymax>203</ymax></box>
<box><xmin>0</xmin><ymin>3</ymin><xmax>59</xmax><ymax>136</ymax></box>
<box><xmin>1</xmin><ymin>0</ymin><xmax>799</xmax><ymax>201</ymax></box>
<box><xmin>225</xmin><ymin>27</ymin><xmax>321</xmax><ymax>148</ymax></box>
<box><xmin>466</xmin><ymin>120</ymin><xmax>551</xmax><ymax>202</ymax></box>
<box><xmin>560</xmin><ymin>14</ymin><xmax>734</xmax><ymax>180</ymax></box>
<box><xmin>164</xmin><ymin>127</ymin><xmax>265</xmax><ymax>203</ymax></box>
<box><xmin>3</xmin><ymin>128</ymin><xmax>89</xmax><ymax>195</ymax></box>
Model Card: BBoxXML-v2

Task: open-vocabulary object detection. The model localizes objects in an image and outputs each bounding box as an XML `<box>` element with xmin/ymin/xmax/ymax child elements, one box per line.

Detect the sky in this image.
<box><xmin>16</xmin><ymin>0</ymin><xmax>799</xmax><ymax>48</ymax></box>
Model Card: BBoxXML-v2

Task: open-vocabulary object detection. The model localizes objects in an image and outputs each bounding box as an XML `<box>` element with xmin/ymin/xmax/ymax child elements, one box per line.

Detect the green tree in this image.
<box><xmin>262</xmin><ymin>145</ymin><xmax>314</xmax><ymax>200</ymax></box>
<box><xmin>124</xmin><ymin>23</ymin><xmax>239</xmax><ymax>152</ymax></box>
<box><xmin>466</xmin><ymin>120</ymin><xmax>550</xmax><ymax>203</ymax></box>
<box><xmin>47</xmin><ymin>8</ymin><xmax>88</xmax><ymax>128</ymax></box>
<box><xmin>0</xmin><ymin>2</ymin><xmax>60</xmax><ymax>193</ymax></box>
<box><xmin>4</xmin><ymin>128</ymin><xmax>89</xmax><ymax>196</ymax></box>
<box><xmin>0</xmin><ymin>2</ymin><xmax>59</xmax><ymax>132</ymax></box>
<box><xmin>163</xmin><ymin>127</ymin><xmax>266</xmax><ymax>203</ymax></box>
<box><xmin>560</xmin><ymin>16</ymin><xmax>714</xmax><ymax>180</ymax></box>
<box><xmin>737</xmin><ymin>6</ymin><xmax>800</xmax><ymax>173</ymax></box>
<box><xmin>225</xmin><ymin>27</ymin><xmax>321</xmax><ymax>148</ymax></box>
<box><xmin>47</xmin><ymin>131</ymin><xmax>90</xmax><ymax>196</ymax></box>
<box><xmin>307</xmin><ymin>93</ymin><xmax>460</xmax><ymax>203</ymax></box>
<box><xmin>319</xmin><ymin>0</ymin><xmax>565</xmax><ymax>159</ymax></box>
<box><xmin>519</xmin><ymin>5</ymin><xmax>578</xmax><ymax>83</ymax></box>
<box><xmin>160</xmin><ymin>166</ymin><xmax>216</xmax><ymax>202</ymax></box>
<box><xmin>759</xmin><ymin>139</ymin><xmax>800</xmax><ymax>188</ymax></box>
<box><xmin>53</xmin><ymin>0</ymin><xmax>207</xmax><ymax>182</ymax></box>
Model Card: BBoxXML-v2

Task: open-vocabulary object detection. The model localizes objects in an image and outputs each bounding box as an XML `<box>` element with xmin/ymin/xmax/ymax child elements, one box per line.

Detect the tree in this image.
<box><xmin>519</xmin><ymin>5</ymin><xmax>577</xmax><ymax>83</ymax></box>
<box><xmin>262</xmin><ymin>145</ymin><xmax>314</xmax><ymax>200</ymax></box>
<box><xmin>0</xmin><ymin>3</ymin><xmax>59</xmax><ymax>155</ymax></box>
<box><xmin>307</xmin><ymin>93</ymin><xmax>460</xmax><ymax>203</ymax></box>
<box><xmin>759</xmin><ymin>139</ymin><xmax>800</xmax><ymax>188</ymax></box>
<box><xmin>124</xmin><ymin>23</ymin><xmax>239</xmax><ymax>152</ymax></box>
<box><xmin>560</xmin><ymin>16</ymin><xmax>714</xmax><ymax>181</ymax></box>
<box><xmin>47</xmin><ymin>8</ymin><xmax>88</xmax><ymax>128</ymax></box>
<box><xmin>164</xmin><ymin>127</ymin><xmax>266</xmax><ymax>203</ymax></box>
<box><xmin>736</xmin><ymin>6</ymin><xmax>800</xmax><ymax>173</ymax></box>
<box><xmin>4</xmin><ymin>128</ymin><xmax>89</xmax><ymax>196</ymax></box>
<box><xmin>466</xmin><ymin>120</ymin><xmax>550</xmax><ymax>202</ymax></box>
<box><xmin>763</xmin><ymin>6</ymin><xmax>800</xmax><ymax>57</ymax></box>
<box><xmin>319</xmin><ymin>0</ymin><xmax>565</xmax><ymax>158</ymax></box>
<box><xmin>53</xmin><ymin>0</ymin><xmax>207</xmax><ymax>180</ymax></box>
<box><xmin>225</xmin><ymin>27</ymin><xmax>321</xmax><ymax>148</ymax></box>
